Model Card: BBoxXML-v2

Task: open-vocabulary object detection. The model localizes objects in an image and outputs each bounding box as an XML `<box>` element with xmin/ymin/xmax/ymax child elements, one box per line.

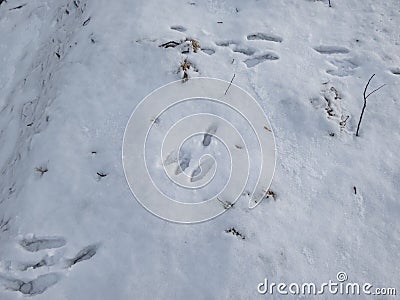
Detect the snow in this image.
<box><xmin>0</xmin><ymin>0</ymin><xmax>399</xmax><ymax>299</ymax></box>
<box><xmin>123</xmin><ymin>78</ymin><xmax>275</xmax><ymax>222</ymax></box>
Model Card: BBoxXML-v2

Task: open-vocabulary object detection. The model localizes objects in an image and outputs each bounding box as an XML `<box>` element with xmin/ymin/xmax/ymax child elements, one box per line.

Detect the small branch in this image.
<box><xmin>224</xmin><ymin>73</ymin><xmax>235</xmax><ymax>95</ymax></box>
<box><xmin>82</xmin><ymin>17</ymin><xmax>91</xmax><ymax>26</ymax></box>
<box><xmin>159</xmin><ymin>41</ymin><xmax>181</xmax><ymax>48</ymax></box>
<box><xmin>365</xmin><ymin>84</ymin><xmax>386</xmax><ymax>99</ymax></box>
<box><xmin>356</xmin><ymin>74</ymin><xmax>386</xmax><ymax>137</ymax></box>
<box><xmin>328</xmin><ymin>0</ymin><xmax>331</xmax><ymax>7</ymax></box>
<box><xmin>9</xmin><ymin>3</ymin><xmax>26</xmax><ymax>10</ymax></box>
<box><xmin>356</xmin><ymin>75</ymin><xmax>373</xmax><ymax>137</ymax></box>
<box><xmin>217</xmin><ymin>197</ymin><xmax>234</xmax><ymax>209</ymax></box>
<box><xmin>363</xmin><ymin>74</ymin><xmax>375</xmax><ymax>99</ymax></box>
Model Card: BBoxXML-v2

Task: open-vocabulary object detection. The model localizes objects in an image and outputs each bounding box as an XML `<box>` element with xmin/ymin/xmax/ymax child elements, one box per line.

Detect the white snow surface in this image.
<box><xmin>0</xmin><ymin>0</ymin><xmax>399</xmax><ymax>299</ymax></box>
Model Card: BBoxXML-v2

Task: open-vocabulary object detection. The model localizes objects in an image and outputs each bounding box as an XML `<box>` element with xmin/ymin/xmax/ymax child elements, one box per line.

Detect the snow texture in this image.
<box><xmin>0</xmin><ymin>0</ymin><xmax>399</xmax><ymax>299</ymax></box>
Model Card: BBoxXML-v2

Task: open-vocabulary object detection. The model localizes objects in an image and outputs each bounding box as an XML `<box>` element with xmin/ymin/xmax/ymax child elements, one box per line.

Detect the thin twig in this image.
<box><xmin>356</xmin><ymin>74</ymin><xmax>386</xmax><ymax>137</ymax></box>
<box><xmin>365</xmin><ymin>84</ymin><xmax>386</xmax><ymax>99</ymax></box>
<box><xmin>363</xmin><ymin>74</ymin><xmax>375</xmax><ymax>99</ymax></box>
<box><xmin>9</xmin><ymin>3</ymin><xmax>26</xmax><ymax>10</ymax></box>
<box><xmin>224</xmin><ymin>73</ymin><xmax>235</xmax><ymax>95</ymax></box>
<box><xmin>356</xmin><ymin>75</ymin><xmax>374</xmax><ymax>137</ymax></box>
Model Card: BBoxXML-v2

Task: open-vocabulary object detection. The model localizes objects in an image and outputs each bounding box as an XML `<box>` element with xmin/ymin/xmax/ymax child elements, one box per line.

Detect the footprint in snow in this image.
<box><xmin>215</xmin><ymin>32</ymin><xmax>282</xmax><ymax>68</ymax></box>
<box><xmin>312</xmin><ymin>45</ymin><xmax>358</xmax><ymax>77</ymax></box>
<box><xmin>201</xmin><ymin>48</ymin><xmax>216</xmax><ymax>55</ymax></box>
<box><xmin>244</xmin><ymin>53</ymin><xmax>279</xmax><ymax>68</ymax></box>
<box><xmin>170</xmin><ymin>25</ymin><xmax>187</xmax><ymax>32</ymax></box>
<box><xmin>326</xmin><ymin>58</ymin><xmax>359</xmax><ymax>77</ymax></box>
<box><xmin>0</xmin><ymin>236</ymin><xmax>99</xmax><ymax>296</ymax></box>
<box><xmin>246</xmin><ymin>32</ymin><xmax>283</xmax><ymax>43</ymax></box>
<box><xmin>390</xmin><ymin>68</ymin><xmax>400</xmax><ymax>75</ymax></box>
<box><xmin>313</xmin><ymin>45</ymin><xmax>350</xmax><ymax>54</ymax></box>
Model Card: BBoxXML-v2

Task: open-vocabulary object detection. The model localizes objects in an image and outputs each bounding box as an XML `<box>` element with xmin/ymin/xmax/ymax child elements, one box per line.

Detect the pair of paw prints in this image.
<box><xmin>0</xmin><ymin>236</ymin><xmax>98</xmax><ymax>296</ymax></box>
<box><xmin>313</xmin><ymin>45</ymin><xmax>359</xmax><ymax>77</ymax></box>
<box><xmin>202</xmin><ymin>32</ymin><xmax>282</xmax><ymax>68</ymax></box>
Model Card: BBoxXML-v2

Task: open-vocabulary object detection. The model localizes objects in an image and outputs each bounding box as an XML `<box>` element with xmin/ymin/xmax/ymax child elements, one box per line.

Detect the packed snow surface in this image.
<box><xmin>0</xmin><ymin>0</ymin><xmax>399</xmax><ymax>299</ymax></box>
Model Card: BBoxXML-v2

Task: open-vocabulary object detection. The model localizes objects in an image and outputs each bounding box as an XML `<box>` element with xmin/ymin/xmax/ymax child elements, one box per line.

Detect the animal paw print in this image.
<box><xmin>246</xmin><ymin>32</ymin><xmax>283</xmax><ymax>43</ymax></box>
<box><xmin>0</xmin><ymin>236</ymin><xmax>99</xmax><ymax>296</ymax></box>
<box><xmin>163</xmin><ymin>124</ymin><xmax>218</xmax><ymax>182</ymax></box>
<box><xmin>313</xmin><ymin>45</ymin><xmax>359</xmax><ymax>77</ymax></box>
<box><xmin>213</xmin><ymin>32</ymin><xmax>283</xmax><ymax>68</ymax></box>
<box><xmin>170</xmin><ymin>25</ymin><xmax>187</xmax><ymax>33</ymax></box>
<box><xmin>243</xmin><ymin>53</ymin><xmax>279</xmax><ymax>68</ymax></box>
<box><xmin>390</xmin><ymin>67</ymin><xmax>400</xmax><ymax>76</ymax></box>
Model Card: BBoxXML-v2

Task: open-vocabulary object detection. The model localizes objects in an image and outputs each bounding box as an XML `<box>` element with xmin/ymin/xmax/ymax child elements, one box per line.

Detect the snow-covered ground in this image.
<box><xmin>0</xmin><ymin>0</ymin><xmax>399</xmax><ymax>299</ymax></box>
